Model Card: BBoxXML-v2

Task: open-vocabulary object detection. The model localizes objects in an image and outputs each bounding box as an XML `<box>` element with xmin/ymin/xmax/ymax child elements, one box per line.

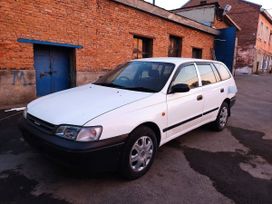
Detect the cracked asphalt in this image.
<box><xmin>0</xmin><ymin>74</ymin><xmax>271</xmax><ymax>204</ymax></box>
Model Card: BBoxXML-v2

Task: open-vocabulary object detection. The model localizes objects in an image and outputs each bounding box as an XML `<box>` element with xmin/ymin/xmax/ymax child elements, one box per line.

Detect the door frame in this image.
<box><xmin>165</xmin><ymin>62</ymin><xmax>204</xmax><ymax>139</ymax></box>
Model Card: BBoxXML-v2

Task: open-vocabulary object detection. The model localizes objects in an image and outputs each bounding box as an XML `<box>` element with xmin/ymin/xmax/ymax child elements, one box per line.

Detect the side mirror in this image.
<box><xmin>170</xmin><ymin>83</ymin><xmax>190</xmax><ymax>93</ymax></box>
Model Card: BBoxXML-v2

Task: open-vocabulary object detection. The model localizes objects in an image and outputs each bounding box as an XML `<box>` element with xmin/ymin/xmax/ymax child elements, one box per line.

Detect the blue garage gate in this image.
<box><xmin>214</xmin><ymin>27</ymin><xmax>237</xmax><ymax>73</ymax></box>
<box><xmin>34</xmin><ymin>45</ymin><xmax>73</xmax><ymax>96</ymax></box>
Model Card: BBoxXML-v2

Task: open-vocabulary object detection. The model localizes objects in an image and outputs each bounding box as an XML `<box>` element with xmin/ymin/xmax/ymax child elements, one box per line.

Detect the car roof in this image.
<box><xmin>132</xmin><ymin>57</ymin><xmax>220</xmax><ymax>66</ymax></box>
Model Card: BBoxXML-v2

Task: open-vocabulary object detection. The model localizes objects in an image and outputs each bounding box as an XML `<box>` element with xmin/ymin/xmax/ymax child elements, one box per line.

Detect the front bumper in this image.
<box><xmin>19</xmin><ymin>117</ymin><xmax>128</xmax><ymax>171</ymax></box>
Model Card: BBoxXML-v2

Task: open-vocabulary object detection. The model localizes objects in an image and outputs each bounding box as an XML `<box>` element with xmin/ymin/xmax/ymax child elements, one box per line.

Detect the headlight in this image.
<box><xmin>76</xmin><ymin>126</ymin><xmax>103</xmax><ymax>142</ymax></box>
<box><xmin>55</xmin><ymin>126</ymin><xmax>81</xmax><ymax>140</ymax></box>
<box><xmin>55</xmin><ymin>125</ymin><xmax>102</xmax><ymax>142</ymax></box>
<box><xmin>23</xmin><ymin>107</ymin><xmax>28</xmax><ymax>119</ymax></box>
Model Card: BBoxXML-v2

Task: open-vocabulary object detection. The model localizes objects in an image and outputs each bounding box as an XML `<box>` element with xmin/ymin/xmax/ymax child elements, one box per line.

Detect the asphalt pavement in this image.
<box><xmin>0</xmin><ymin>74</ymin><xmax>271</xmax><ymax>204</ymax></box>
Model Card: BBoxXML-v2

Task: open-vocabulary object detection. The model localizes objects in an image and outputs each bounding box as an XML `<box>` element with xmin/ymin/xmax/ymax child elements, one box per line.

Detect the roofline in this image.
<box><xmin>225</xmin><ymin>15</ymin><xmax>241</xmax><ymax>31</ymax></box>
<box><xmin>171</xmin><ymin>2</ymin><xmax>241</xmax><ymax>31</ymax></box>
<box><xmin>181</xmin><ymin>0</ymin><xmax>195</xmax><ymax>8</ymax></box>
<box><xmin>260</xmin><ymin>9</ymin><xmax>272</xmax><ymax>24</ymax></box>
<box><xmin>180</xmin><ymin>0</ymin><xmax>261</xmax><ymax>9</ymax></box>
<box><xmin>171</xmin><ymin>2</ymin><xmax>220</xmax><ymax>12</ymax></box>
<box><xmin>239</xmin><ymin>0</ymin><xmax>262</xmax><ymax>8</ymax></box>
<box><xmin>110</xmin><ymin>0</ymin><xmax>219</xmax><ymax>36</ymax></box>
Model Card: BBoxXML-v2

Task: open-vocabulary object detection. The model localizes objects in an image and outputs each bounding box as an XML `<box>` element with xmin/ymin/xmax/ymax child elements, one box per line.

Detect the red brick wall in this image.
<box><xmin>0</xmin><ymin>0</ymin><xmax>98</xmax><ymax>71</ymax></box>
<box><xmin>95</xmin><ymin>0</ymin><xmax>214</xmax><ymax>69</ymax></box>
<box><xmin>183</xmin><ymin>0</ymin><xmax>261</xmax><ymax>68</ymax></box>
<box><xmin>0</xmin><ymin>0</ymin><xmax>215</xmax><ymax>106</ymax></box>
<box><xmin>0</xmin><ymin>0</ymin><xmax>214</xmax><ymax>72</ymax></box>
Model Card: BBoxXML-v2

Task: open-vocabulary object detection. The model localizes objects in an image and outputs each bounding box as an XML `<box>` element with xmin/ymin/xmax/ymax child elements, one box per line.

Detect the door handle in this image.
<box><xmin>48</xmin><ymin>71</ymin><xmax>57</xmax><ymax>76</ymax></box>
<box><xmin>40</xmin><ymin>71</ymin><xmax>56</xmax><ymax>78</ymax></box>
<box><xmin>220</xmin><ymin>88</ymin><xmax>224</xmax><ymax>93</ymax></box>
<box><xmin>40</xmin><ymin>72</ymin><xmax>46</xmax><ymax>78</ymax></box>
<box><xmin>197</xmin><ymin>95</ymin><xmax>203</xmax><ymax>101</ymax></box>
<box><xmin>40</xmin><ymin>72</ymin><xmax>49</xmax><ymax>78</ymax></box>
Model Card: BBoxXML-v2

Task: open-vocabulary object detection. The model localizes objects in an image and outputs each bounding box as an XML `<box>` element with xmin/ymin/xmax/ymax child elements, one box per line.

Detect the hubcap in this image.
<box><xmin>129</xmin><ymin>136</ymin><xmax>154</xmax><ymax>172</ymax></box>
<box><xmin>219</xmin><ymin>107</ymin><xmax>228</xmax><ymax>127</ymax></box>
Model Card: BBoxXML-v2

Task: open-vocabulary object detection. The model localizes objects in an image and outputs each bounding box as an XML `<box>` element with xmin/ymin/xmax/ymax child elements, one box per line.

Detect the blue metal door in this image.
<box><xmin>34</xmin><ymin>45</ymin><xmax>71</xmax><ymax>96</ymax></box>
<box><xmin>214</xmin><ymin>27</ymin><xmax>236</xmax><ymax>72</ymax></box>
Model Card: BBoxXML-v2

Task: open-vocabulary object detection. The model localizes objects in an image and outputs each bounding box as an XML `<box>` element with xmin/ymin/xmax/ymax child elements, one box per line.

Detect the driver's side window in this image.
<box><xmin>172</xmin><ymin>64</ymin><xmax>199</xmax><ymax>89</ymax></box>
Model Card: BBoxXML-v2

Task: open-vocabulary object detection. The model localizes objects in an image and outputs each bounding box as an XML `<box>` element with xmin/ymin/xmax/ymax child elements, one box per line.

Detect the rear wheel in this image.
<box><xmin>121</xmin><ymin>126</ymin><xmax>157</xmax><ymax>180</ymax></box>
<box><xmin>211</xmin><ymin>102</ymin><xmax>229</xmax><ymax>131</ymax></box>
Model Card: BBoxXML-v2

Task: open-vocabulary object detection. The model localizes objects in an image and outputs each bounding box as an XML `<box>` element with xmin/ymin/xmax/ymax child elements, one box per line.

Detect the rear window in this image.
<box><xmin>214</xmin><ymin>63</ymin><xmax>231</xmax><ymax>81</ymax></box>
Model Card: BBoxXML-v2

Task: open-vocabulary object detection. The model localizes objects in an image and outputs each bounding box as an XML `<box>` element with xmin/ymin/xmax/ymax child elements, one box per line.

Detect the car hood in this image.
<box><xmin>27</xmin><ymin>84</ymin><xmax>152</xmax><ymax>126</ymax></box>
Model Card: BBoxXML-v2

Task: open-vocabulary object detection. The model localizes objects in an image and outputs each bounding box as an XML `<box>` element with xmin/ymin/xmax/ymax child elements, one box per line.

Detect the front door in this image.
<box><xmin>166</xmin><ymin>63</ymin><xmax>203</xmax><ymax>139</ymax></box>
<box><xmin>34</xmin><ymin>45</ymin><xmax>71</xmax><ymax>96</ymax></box>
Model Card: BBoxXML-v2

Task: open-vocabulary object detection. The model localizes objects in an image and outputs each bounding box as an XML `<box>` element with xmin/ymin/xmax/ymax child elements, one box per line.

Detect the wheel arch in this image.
<box><xmin>223</xmin><ymin>98</ymin><xmax>231</xmax><ymax>116</ymax></box>
<box><xmin>130</xmin><ymin>122</ymin><xmax>161</xmax><ymax>147</ymax></box>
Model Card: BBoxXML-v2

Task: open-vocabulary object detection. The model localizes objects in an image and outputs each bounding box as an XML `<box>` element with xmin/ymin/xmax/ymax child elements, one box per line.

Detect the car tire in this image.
<box><xmin>211</xmin><ymin>102</ymin><xmax>229</xmax><ymax>131</ymax></box>
<box><xmin>120</xmin><ymin>126</ymin><xmax>158</xmax><ymax>180</ymax></box>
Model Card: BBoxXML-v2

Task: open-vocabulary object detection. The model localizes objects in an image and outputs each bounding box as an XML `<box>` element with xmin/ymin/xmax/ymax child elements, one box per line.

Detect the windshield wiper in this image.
<box><xmin>94</xmin><ymin>82</ymin><xmax>125</xmax><ymax>89</ymax></box>
<box><xmin>94</xmin><ymin>83</ymin><xmax>156</xmax><ymax>93</ymax></box>
<box><xmin>126</xmin><ymin>87</ymin><xmax>156</xmax><ymax>93</ymax></box>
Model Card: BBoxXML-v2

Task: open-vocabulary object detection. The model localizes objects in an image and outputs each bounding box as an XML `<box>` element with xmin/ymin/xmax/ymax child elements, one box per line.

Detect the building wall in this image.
<box><xmin>255</xmin><ymin>14</ymin><xmax>272</xmax><ymax>72</ymax></box>
<box><xmin>96</xmin><ymin>0</ymin><xmax>214</xmax><ymax>68</ymax></box>
<box><xmin>174</xmin><ymin>5</ymin><xmax>230</xmax><ymax>29</ymax></box>
<box><xmin>175</xmin><ymin>6</ymin><xmax>216</xmax><ymax>26</ymax></box>
<box><xmin>213</xmin><ymin>18</ymin><xmax>229</xmax><ymax>29</ymax></box>
<box><xmin>0</xmin><ymin>0</ymin><xmax>214</xmax><ymax>107</ymax></box>
<box><xmin>0</xmin><ymin>0</ymin><xmax>98</xmax><ymax>70</ymax></box>
<box><xmin>0</xmin><ymin>0</ymin><xmax>98</xmax><ymax>106</ymax></box>
<box><xmin>183</xmin><ymin>0</ymin><xmax>261</xmax><ymax>70</ymax></box>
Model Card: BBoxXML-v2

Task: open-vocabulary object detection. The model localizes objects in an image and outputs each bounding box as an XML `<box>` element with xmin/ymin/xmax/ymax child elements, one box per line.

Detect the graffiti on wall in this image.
<box><xmin>12</xmin><ymin>70</ymin><xmax>27</xmax><ymax>86</ymax></box>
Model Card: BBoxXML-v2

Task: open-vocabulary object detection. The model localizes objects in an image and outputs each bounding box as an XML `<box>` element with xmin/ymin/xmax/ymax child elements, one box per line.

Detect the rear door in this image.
<box><xmin>166</xmin><ymin>63</ymin><xmax>203</xmax><ymax>139</ymax></box>
<box><xmin>196</xmin><ymin>62</ymin><xmax>226</xmax><ymax>122</ymax></box>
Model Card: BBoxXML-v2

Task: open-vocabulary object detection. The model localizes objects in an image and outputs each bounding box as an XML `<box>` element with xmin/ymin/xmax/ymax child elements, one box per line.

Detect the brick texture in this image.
<box><xmin>0</xmin><ymin>0</ymin><xmax>215</xmax><ymax>106</ymax></box>
<box><xmin>0</xmin><ymin>0</ymin><xmax>214</xmax><ymax>71</ymax></box>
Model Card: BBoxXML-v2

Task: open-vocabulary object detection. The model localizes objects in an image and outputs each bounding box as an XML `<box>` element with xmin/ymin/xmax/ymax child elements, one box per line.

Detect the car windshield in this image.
<box><xmin>94</xmin><ymin>61</ymin><xmax>175</xmax><ymax>93</ymax></box>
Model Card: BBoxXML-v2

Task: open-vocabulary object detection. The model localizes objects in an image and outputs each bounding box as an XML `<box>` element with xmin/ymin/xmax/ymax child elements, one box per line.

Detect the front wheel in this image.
<box><xmin>211</xmin><ymin>102</ymin><xmax>229</xmax><ymax>131</ymax></box>
<box><xmin>120</xmin><ymin>126</ymin><xmax>157</xmax><ymax>180</ymax></box>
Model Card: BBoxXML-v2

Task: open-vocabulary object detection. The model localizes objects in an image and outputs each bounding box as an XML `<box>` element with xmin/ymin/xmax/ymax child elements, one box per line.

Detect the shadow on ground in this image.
<box><xmin>166</xmin><ymin>126</ymin><xmax>272</xmax><ymax>204</ymax></box>
<box><xmin>0</xmin><ymin>170</ymin><xmax>69</xmax><ymax>204</ymax></box>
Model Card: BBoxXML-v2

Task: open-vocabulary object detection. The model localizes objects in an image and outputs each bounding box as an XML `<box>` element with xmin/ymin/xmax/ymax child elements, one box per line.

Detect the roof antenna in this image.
<box><xmin>223</xmin><ymin>4</ymin><xmax>232</xmax><ymax>16</ymax></box>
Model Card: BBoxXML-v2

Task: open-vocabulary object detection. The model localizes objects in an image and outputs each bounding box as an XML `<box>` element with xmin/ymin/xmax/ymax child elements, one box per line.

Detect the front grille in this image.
<box><xmin>27</xmin><ymin>113</ymin><xmax>56</xmax><ymax>134</ymax></box>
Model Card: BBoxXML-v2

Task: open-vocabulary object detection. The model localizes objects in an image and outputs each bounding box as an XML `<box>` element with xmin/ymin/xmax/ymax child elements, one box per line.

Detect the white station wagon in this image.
<box><xmin>20</xmin><ymin>58</ymin><xmax>237</xmax><ymax>179</ymax></box>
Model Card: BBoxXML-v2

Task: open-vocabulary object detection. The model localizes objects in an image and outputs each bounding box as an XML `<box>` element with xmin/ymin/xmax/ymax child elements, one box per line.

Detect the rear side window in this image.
<box><xmin>214</xmin><ymin>63</ymin><xmax>231</xmax><ymax>80</ymax></box>
<box><xmin>197</xmin><ymin>64</ymin><xmax>217</xmax><ymax>86</ymax></box>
